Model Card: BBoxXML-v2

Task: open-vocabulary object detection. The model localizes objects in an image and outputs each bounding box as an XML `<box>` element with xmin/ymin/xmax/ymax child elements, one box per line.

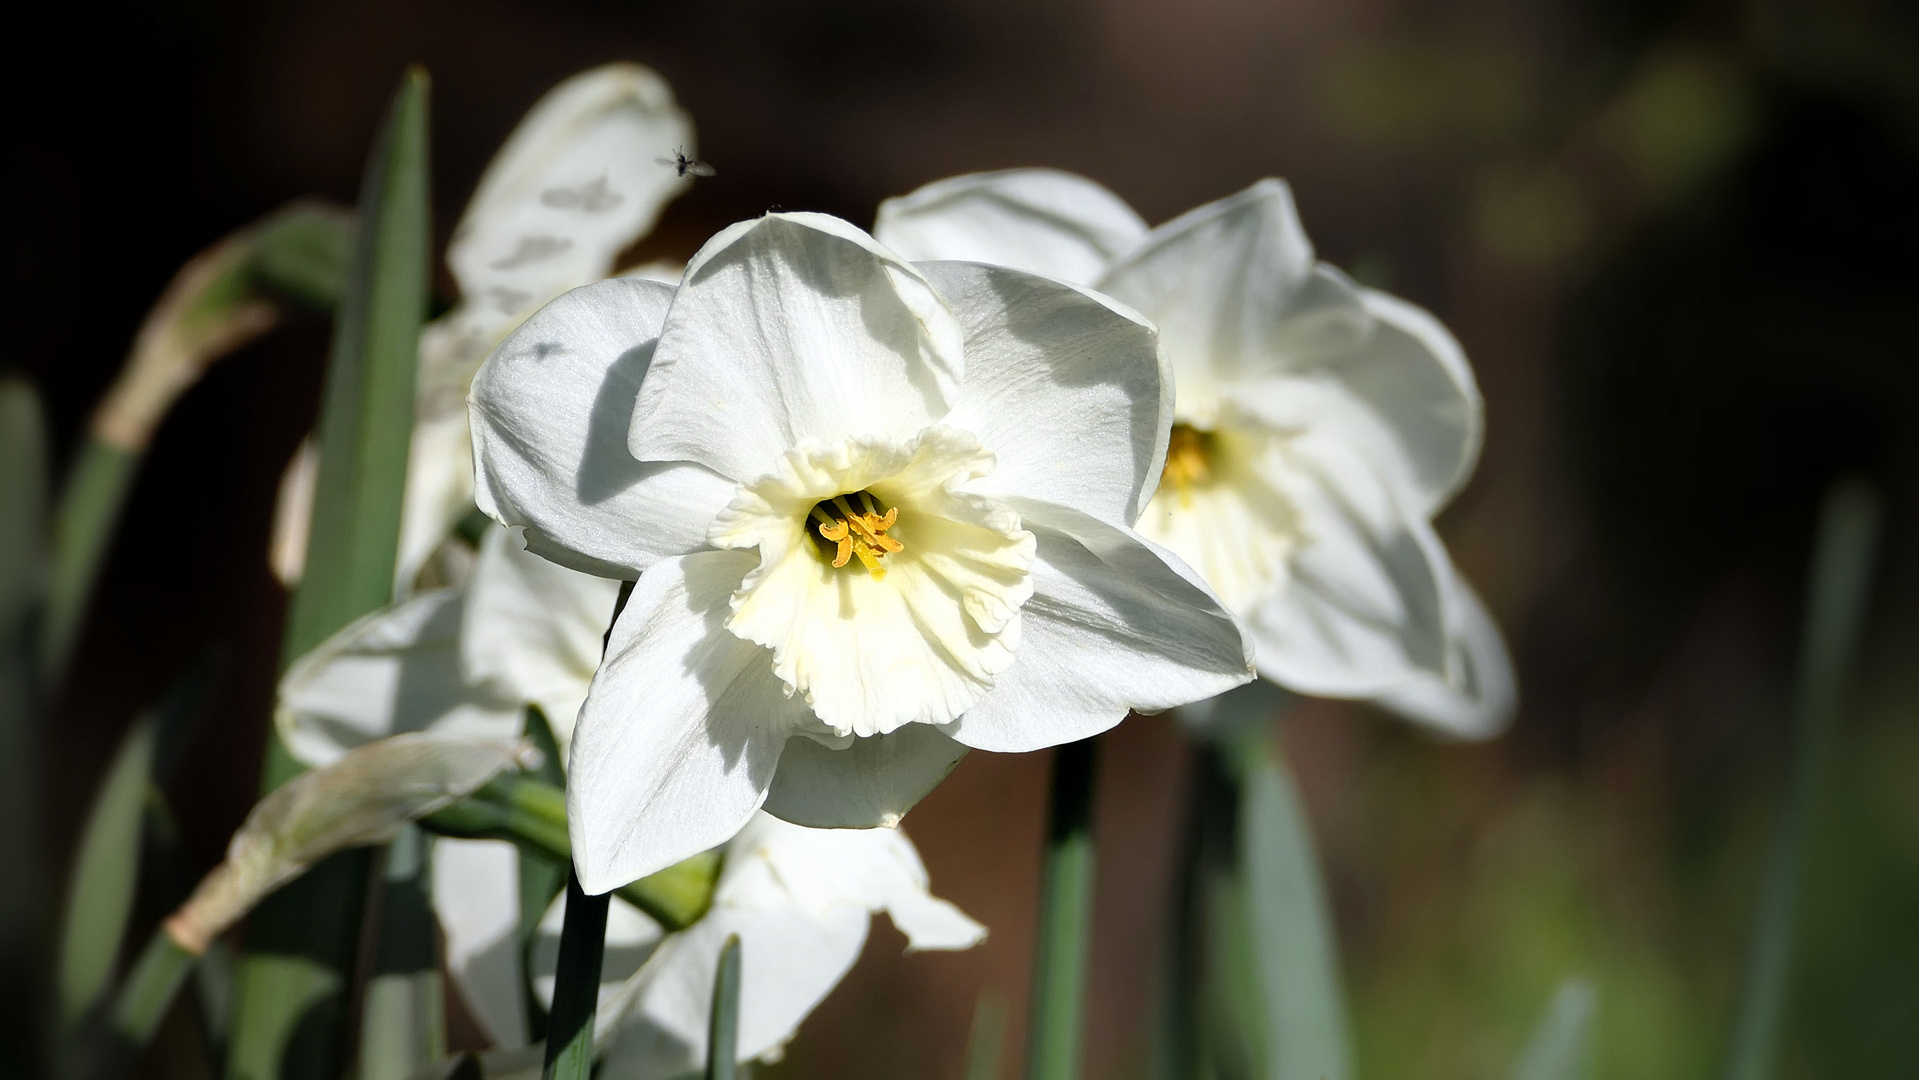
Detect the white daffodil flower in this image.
<box><xmin>524</xmin><ymin>811</ymin><xmax>982</xmax><ymax>1077</ymax></box>
<box><xmin>272</xmin><ymin>62</ymin><xmax>695</xmax><ymax>591</ymax></box>
<box><xmin>469</xmin><ymin>211</ymin><xmax>1254</xmax><ymax>891</ymax></box>
<box><xmin>876</xmin><ymin>170</ymin><xmax>1516</xmax><ymax>737</ymax></box>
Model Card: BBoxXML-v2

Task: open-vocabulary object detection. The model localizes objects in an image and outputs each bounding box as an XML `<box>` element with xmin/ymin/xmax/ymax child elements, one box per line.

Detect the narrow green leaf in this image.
<box><xmin>1722</xmin><ymin>480</ymin><xmax>1881</xmax><ymax>1080</ymax></box>
<box><xmin>706</xmin><ymin>933</ymin><xmax>743</xmax><ymax>1080</ymax></box>
<box><xmin>1239</xmin><ymin>740</ymin><xmax>1353</xmax><ymax>1080</ymax></box>
<box><xmin>58</xmin><ymin>651</ymin><xmax>222</xmax><ymax>1034</ymax></box>
<box><xmin>542</xmin><ymin>872</ymin><xmax>609</xmax><ymax>1080</ymax></box>
<box><xmin>58</xmin><ymin>716</ymin><xmax>157</xmax><ymax>1026</ymax></box>
<box><xmin>274</xmin><ymin>63</ymin><xmax>431</xmax><ymax>685</ymax></box>
<box><xmin>1507</xmin><ymin>976</ymin><xmax>1597</xmax><ymax>1080</ymax></box>
<box><xmin>0</xmin><ymin>377</ymin><xmax>49</xmax><ymax>1074</ymax></box>
<box><xmin>963</xmin><ymin>991</ymin><xmax>1007</xmax><ymax>1080</ymax></box>
<box><xmin>1025</xmin><ymin>738</ymin><xmax>1100</xmax><ymax>1080</ymax></box>
<box><xmin>40</xmin><ymin>439</ymin><xmax>137</xmax><ymax>683</ymax></box>
<box><xmin>232</xmin><ymin>65</ymin><xmax>432</xmax><ymax>1080</ymax></box>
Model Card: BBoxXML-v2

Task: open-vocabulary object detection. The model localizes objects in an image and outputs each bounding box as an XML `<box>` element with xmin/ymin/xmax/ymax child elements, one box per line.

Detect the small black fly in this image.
<box><xmin>658</xmin><ymin>147</ymin><xmax>717</xmax><ymax>178</ymax></box>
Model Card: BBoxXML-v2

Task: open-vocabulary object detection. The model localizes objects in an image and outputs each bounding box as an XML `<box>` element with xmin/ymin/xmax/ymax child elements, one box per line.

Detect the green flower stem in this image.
<box><xmin>41</xmin><ymin>438</ymin><xmax>136</xmax><ymax>683</ymax></box>
<box><xmin>705</xmin><ymin>934</ymin><xmax>742</xmax><ymax>1080</ymax></box>
<box><xmin>111</xmin><ymin>930</ymin><xmax>198</xmax><ymax>1049</ymax></box>
<box><xmin>542</xmin><ymin>871</ymin><xmax>610</xmax><ymax>1080</ymax></box>
<box><xmin>1025</xmin><ymin>737</ymin><xmax>1100</xmax><ymax>1080</ymax></box>
<box><xmin>1723</xmin><ymin>480</ymin><xmax>1881</xmax><ymax>1080</ymax></box>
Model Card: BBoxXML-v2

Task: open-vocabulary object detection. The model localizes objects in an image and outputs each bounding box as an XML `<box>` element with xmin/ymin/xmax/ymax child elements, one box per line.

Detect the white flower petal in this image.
<box><xmin>1242</xmin><ymin>427</ymin><xmax>1454</xmax><ymax>700</ymax></box>
<box><xmin>470</xmin><ymin>276</ymin><xmax>735</xmax><ymax>578</ymax></box>
<box><xmin>920</xmin><ymin>259</ymin><xmax>1172</xmax><ymax>527</ymax></box>
<box><xmin>567</xmin><ymin>551</ymin><xmax>811</xmax><ymax>892</ymax></box>
<box><xmin>940</xmin><ymin>499</ymin><xmax>1254</xmax><ymax>753</ymax></box>
<box><xmin>1368</xmin><ymin>575</ymin><xmax>1516</xmax><ymax>739</ymax></box>
<box><xmin>462</xmin><ymin>526</ymin><xmax>620</xmax><ymax>756</ymax></box>
<box><xmin>627</xmin><ymin>213</ymin><xmax>965</xmax><ymax>482</ymax></box>
<box><xmin>276</xmin><ymin>591</ymin><xmax>522</xmax><ymax>767</ymax></box>
<box><xmin>448</xmin><ymin>64</ymin><xmax>693</xmax><ymax>337</ymax></box>
<box><xmin>761</xmin><ymin>725</ymin><xmax>968</xmax><ymax>829</ymax></box>
<box><xmin>874</xmin><ymin>168</ymin><xmax>1147</xmax><ymax>287</ymax></box>
<box><xmin>1096</xmin><ymin>180</ymin><xmax>1370</xmax><ymax>428</ymax></box>
<box><xmin>432</xmin><ymin>838</ymin><xmax>528</xmax><ymax>1048</ymax></box>
<box><xmin>1337</xmin><ymin>288</ymin><xmax>1485</xmax><ymax>517</ymax></box>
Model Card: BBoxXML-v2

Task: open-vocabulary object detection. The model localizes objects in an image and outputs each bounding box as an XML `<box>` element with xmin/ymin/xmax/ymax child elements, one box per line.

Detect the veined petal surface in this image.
<box><xmin>941</xmin><ymin>499</ymin><xmax>1253</xmax><ymax>753</ymax></box>
<box><xmin>470</xmin><ymin>276</ymin><xmax>735</xmax><ymax>578</ymax></box>
<box><xmin>628</xmin><ymin>213</ymin><xmax>964</xmax><ymax>481</ymax></box>
<box><xmin>922</xmin><ymin>259</ymin><xmax>1171</xmax><ymax>526</ymax></box>
<box><xmin>567</xmin><ymin>551</ymin><xmax>814</xmax><ymax>892</ymax></box>
<box><xmin>874</xmin><ymin>168</ymin><xmax>1147</xmax><ymax>288</ymax></box>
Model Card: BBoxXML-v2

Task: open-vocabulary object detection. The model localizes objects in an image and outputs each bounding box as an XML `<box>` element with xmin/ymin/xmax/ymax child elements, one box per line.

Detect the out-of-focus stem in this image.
<box><xmin>1723</xmin><ymin>480</ymin><xmax>1881</xmax><ymax>1080</ymax></box>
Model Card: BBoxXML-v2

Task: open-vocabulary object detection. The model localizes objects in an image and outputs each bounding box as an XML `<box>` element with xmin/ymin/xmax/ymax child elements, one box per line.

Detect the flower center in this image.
<box><xmin>809</xmin><ymin>490</ymin><xmax>904</xmax><ymax>579</ymax></box>
<box><xmin>1160</xmin><ymin>424</ymin><xmax>1216</xmax><ymax>507</ymax></box>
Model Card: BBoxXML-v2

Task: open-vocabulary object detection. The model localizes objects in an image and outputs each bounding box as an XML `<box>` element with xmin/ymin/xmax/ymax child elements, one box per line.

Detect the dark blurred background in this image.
<box><xmin>7</xmin><ymin>0</ymin><xmax>1919</xmax><ymax>1077</ymax></box>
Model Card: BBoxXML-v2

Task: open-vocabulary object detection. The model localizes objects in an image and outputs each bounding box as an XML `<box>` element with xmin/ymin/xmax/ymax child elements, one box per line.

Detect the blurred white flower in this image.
<box><xmin>524</xmin><ymin>812</ymin><xmax>982</xmax><ymax>1076</ymax></box>
<box><xmin>876</xmin><ymin>170</ymin><xmax>1515</xmax><ymax>737</ymax></box>
<box><xmin>272</xmin><ymin>62</ymin><xmax>696</xmax><ymax>591</ymax></box>
<box><xmin>470</xmin><ymin>211</ymin><xmax>1253</xmax><ymax>891</ymax></box>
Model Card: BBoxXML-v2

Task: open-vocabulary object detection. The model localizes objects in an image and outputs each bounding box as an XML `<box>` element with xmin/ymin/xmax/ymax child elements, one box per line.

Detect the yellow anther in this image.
<box><xmin>1161</xmin><ymin>424</ymin><xmax>1214</xmax><ymax>508</ymax></box>
<box><xmin>812</xmin><ymin>492</ymin><xmax>904</xmax><ymax>579</ymax></box>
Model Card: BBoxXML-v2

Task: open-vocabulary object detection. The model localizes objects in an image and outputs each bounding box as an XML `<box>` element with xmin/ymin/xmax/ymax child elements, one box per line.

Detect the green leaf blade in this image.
<box><xmin>57</xmin><ymin>716</ymin><xmax>157</xmax><ymax>1026</ymax></box>
<box><xmin>1240</xmin><ymin>742</ymin><xmax>1354</xmax><ymax>1080</ymax></box>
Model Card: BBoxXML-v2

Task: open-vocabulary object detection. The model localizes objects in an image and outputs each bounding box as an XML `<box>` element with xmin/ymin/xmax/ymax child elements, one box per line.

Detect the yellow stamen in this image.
<box><xmin>812</xmin><ymin>491</ymin><xmax>904</xmax><ymax>579</ymax></box>
<box><xmin>1160</xmin><ymin>424</ymin><xmax>1213</xmax><ymax>508</ymax></box>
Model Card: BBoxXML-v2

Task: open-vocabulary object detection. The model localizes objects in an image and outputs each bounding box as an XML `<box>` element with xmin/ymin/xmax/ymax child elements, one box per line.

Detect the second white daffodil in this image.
<box><xmin>470</xmin><ymin>211</ymin><xmax>1254</xmax><ymax>891</ymax></box>
<box><xmin>877</xmin><ymin>170</ymin><xmax>1517</xmax><ymax>738</ymax></box>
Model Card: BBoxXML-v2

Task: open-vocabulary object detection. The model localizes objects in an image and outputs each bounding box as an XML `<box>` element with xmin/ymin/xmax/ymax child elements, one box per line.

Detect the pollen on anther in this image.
<box><xmin>810</xmin><ymin>491</ymin><xmax>904</xmax><ymax>579</ymax></box>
